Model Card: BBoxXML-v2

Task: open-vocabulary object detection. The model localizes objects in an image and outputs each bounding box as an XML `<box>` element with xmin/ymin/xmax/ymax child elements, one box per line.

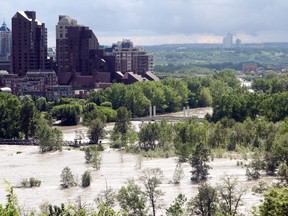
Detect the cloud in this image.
<box><xmin>2</xmin><ymin>0</ymin><xmax>288</xmax><ymax>45</ymax></box>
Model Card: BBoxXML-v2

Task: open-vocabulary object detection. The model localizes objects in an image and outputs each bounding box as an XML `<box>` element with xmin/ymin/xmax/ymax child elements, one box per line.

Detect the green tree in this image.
<box><xmin>213</xmin><ymin>70</ymin><xmax>240</xmax><ymax>89</ymax></box>
<box><xmin>246</xmin><ymin>151</ymin><xmax>265</xmax><ymax>180</ymax></box>
<box><xmin>0</xmin><ymin>182</ymin><xmax>20</xmax><ymax>216</ymax></box>
<box><xmin>106</xmin><ymin>83</ymin><xmax>127</xmax><ymax>109</ymax></box>
<box><xmin>81</xmin><ymin>170</ymin><xmax>92</xmax><ymax>187</ymax></box>
<box><xmin>60</xmin><ymin>166</ymin><xmax>77</xmax><ymax>188</ymax></box>
<box><xmin>124</xmin><ymin>84</ymin><xmax>150</xmax><ymax>117</ymax></box>
<box><xmin>188</xmin><ymin>183</ymin><xmax>218</xmax><ymax>216</ymax></box>
<box><xmin>83</xmin><ymin>102</ymin><xmax>116</xmax><ymax>124</ymax></box>
<box><xmin>138</xmin><ymin>122</ymin><xmax>160</xmax><ymax>150</ymax></box>
<box><xmin>112</xmin><ymin>107</ymin><xmax>132</xmax><ymax>146</ymax></box>
<box><xmin>139</xmin><ymin>168</ymin><xmax>164</xmax><ymax>216</ymax></box>
<box><xmin>198</xmin><ymin>87</ymin><xmax>213</xmax><ymax>107</ymax></box>
<box><xmin>277</xmin><ymin>162</ymin><xmax>288</xmax><ymax>186</ymax></box>
<box><xmin>36</xmin><ymin>96</ymin><xmax>48</xmax><ymax>112</ymax></box>
<box><xmin>91</xmin><ymin>149</ymin><xmax>102</xmax><ymax>170</ymax></box>
<box><xmin>0</xmin><ymin>93</ymin><xmax>21</xmax><ymax>139</ymax></box>
<box><xmin>88</xmin><ymin>119</ymin><xmax>106</xmax><ymax>144</ymax></box>
<box><xmin>217</xmin><ymin>176</ymin><xmax>245</xmax><ymax>216</ymax></box>
<box><xmin>175</xmin><ymin>119</ymin><xmax>208</xmax><ymax>162</ymax></box>
<box><xmin>190</xmin><ymin>143</ymin><xmax>211</xmax><ymax>182</ymax></box>
<box><xmin>257</xmin><ymin>187</ymin><xmax>288</xmax><ymax>216</ymax></box>
<box><xmin>20</xmin><ymin>96</ymin><xmax>38</xmax><ymax>139</ymax></box>
<box><xmin>35</xmin><ymin>116</ymin><xmax>63</xmax><ymax>152</ymax></box>
<box><xmin>166</xmin><ymin>194</ymin><xmax>187</xmax><ymax>216</ymax></box>
<box><xmin>172</xmin><ymin>163</ymin><xmax>185</xmax><ymax>184</ymax></box>
<box><xmin>158</xmin><ymin>119</ymin><xmax>175</xmax><ymax>151</ymax></box>
<box><xmin>162</xmin><ymin>78</ymin><xmax>189</xmax><ymax>107</ymax></box>
<box><xmin>141</xmin><ymin>81</ymin><xmax>166</xmax><ymax>113</ymax></box>
<box><xmin>117</xmin><ymin>179</ymin><xmax>147</xmax><ymax>216</ymax></box>
<box><xmin>52</xmin><ymin>103</ymin><xmax>81</xmax><ymax>125</ymax></box>
<box><xmin>84</xmin><ymin>147</ymin><xmax>93</xmax><ymax>163</ymax></box>
<box><xmin>95</xmin><ymin>187</ymin><xmax>117</xmax><ymax>210</ymax></box>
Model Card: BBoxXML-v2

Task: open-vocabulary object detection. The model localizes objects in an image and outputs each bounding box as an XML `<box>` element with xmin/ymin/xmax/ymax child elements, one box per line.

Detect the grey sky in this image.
<box><xmin>2</xmin><ymin>0</ymin><xmax>288</xmax><ymax>46</ymax></box>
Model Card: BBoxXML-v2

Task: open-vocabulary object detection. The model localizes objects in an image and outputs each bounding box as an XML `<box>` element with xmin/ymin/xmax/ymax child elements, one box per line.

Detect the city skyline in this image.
<box><xmin>2</xmin><ymin>0</ymin><xmax>288</xmax><ymax>46</ymax></box>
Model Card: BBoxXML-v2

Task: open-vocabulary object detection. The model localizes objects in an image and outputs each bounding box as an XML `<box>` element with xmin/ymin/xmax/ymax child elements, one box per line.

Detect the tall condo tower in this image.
<box><xmin>56</xmin><ymin>15</ymin><xmax>99</xmax><ymax>76</ymax></box>
<box><xmin>223</xmin><ymin>33</ymin><xmax>233</xmax><ymax>49</ymax></box>
<box><xmin>12</xmin><ymin>11</ymin><xmax>48</xmax><ymax>76</ymax></box>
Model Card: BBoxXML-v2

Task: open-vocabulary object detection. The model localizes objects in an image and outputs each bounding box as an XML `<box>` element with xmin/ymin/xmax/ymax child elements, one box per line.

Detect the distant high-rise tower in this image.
<box><xmin>12</xmin><ymin>11</ymin><xmax>49</xmax><ymax>76</ymax></box>
<box><xmin>235</xmin><ymin>38</ymin><xmax>242</xmax><ymax>49</ymax></box>
<box><xmin>223</xmin><ymin>33</ymin><xmax>233</xmax><ymax>49</ymax></box>
<box><xmin>56</xmin><ymin>15</ymin><xmax>99</xmax><ymax>76</ymax></box>
<box><xmin>0</xmin><ymin>22</ymin><xmax>11</xmax><ymax>61</ymax></box>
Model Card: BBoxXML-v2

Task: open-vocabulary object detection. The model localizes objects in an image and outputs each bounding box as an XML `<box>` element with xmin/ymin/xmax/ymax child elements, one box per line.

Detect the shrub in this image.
<box><xmin>81</xmin><ymin>171</ymin><xmax>92</xmax><ymax>187</ymax></box>
<box><xmin>20</xmin><ymin>177</ymin><xmax>41</xmax><ymax>188</ymax></box>
<box><xmin>60</xmin><ymin>167</ymin><xmax>77</xmax><ymax>188</ymax></box>
<box><xmin>252</xmin><ymin>180</ymin><xmax>269</xmax><ymax>194</ymax></box>
<box><xmin>29</xmin><ymin>177</ymin><xmax>41</xmax><ymax>187</ymax></box>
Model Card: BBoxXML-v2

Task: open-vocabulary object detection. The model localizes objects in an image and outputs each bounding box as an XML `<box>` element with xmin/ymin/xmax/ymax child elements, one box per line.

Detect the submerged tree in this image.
<box><xmin>139</xmin><ymin>168</ymin><xmax>164</xmax><ymax>216</ymax></box>
<box><xmin>95</xmin><ymin>187</ymin><xmax>117</xmax><ymax>210</ymax></box>
<box><xmin>188</xmin><ymin>183</ymin><xmax>218</xmax><ymax>216</ymax></box>
<box><xmin>35</xmin><ymin>115</ymin><xmax>63</xmax><ymax>152</ymax></box>
<box><xmin>84</xmin><ymin>146</ymin><xmax>102</xmax><ymax>170</ymax></box>
<box><xmin>91</xmin><ymin>149</ymin><xmax>102</xmax><ymax>170</ymax></box>
<box><xmin>60</xmin><ymin>166</ymin><xmax>77</xmax><ymax>188</ymax></box>
<box><xmin>81</xmin><ymin>170</ymin><xmax>92</xmax><ymax>187</ymax></box>
<box><xmin>190</xmin><ymin>143</ymin><xmax>211</xmax><ymax>182</ymax></box>
<box><xmin>172</xmin><ymin>163</ymin><xmax>185</xmax><ymax>184</ymax></box>
<box><xmin>88</xmin><ymin>119</ymin><xmax>106</xmax><ymax>144</ymax></box>
<box><xmin>111</xmin><ymin>107</ymin><xmax>132</xmax><ymax>147</ymax></box>
<box><xmin>217</xmin><ymin>176</ymin><xmax>245</xmax><ymax>216</ymax></box>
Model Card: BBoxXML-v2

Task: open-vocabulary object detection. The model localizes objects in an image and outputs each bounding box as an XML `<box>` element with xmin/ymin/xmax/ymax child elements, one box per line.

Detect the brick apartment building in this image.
<box><xmin>0</xmin><ymin>12</ymin><xmax>158</xmax><ymax>99</ymax></box>
<box><xmin>12</xmin><ymin>11</ymin><xmax>51</xmax><ymax>76</ymax></box>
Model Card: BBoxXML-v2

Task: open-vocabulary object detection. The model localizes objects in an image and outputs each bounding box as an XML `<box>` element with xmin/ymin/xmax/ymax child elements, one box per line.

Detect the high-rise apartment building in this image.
<box><xmin>56</xmin><ymin>15</ymin><xmax>99</xmax><ymax>76</ymax></box>
<box><xmin>111</xmin><ymin>39</ymin><xmax>153</xmax><ymax>76</ymax></box>
<box><xmin>56</xmin><ymin>15</ymin><xmax>77</xmax><ymax>75</ymax></box>
<box><xmin>223</xmin><ymin>33</ymin><xmax>233</xmax><ymax>49</ymax></box>
<box><xmin>0</xmin><ymin>22</ymin><xmax>11</xmax><ymax>61</ymax></box>
<box><xmin>12</xmin><ymin>11</ymin><xmax>49</xmax><ymax>76</ymax></box>
<box><xmin>235</xmin><ymin>38</ymin><xmax>242</xmax><ymax>49</ymax></box>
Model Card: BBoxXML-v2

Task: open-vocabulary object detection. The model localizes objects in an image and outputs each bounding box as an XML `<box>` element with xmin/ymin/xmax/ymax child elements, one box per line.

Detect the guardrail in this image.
<box><xmin>0</xmin><ymin>139</ymin><xmax>37</xmax><ymax>145</ymax></box>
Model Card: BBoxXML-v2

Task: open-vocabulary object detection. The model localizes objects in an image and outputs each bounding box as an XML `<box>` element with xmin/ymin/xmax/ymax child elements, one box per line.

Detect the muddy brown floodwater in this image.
<box><xmin>0</xmin><ymin>107</ymin><xmax>271</xmax><ymax>215</ymax></box>
<box><xmin>0</xmin><ymin>144</ymin><xmax>270</xmax><ymax>215</ymax></box>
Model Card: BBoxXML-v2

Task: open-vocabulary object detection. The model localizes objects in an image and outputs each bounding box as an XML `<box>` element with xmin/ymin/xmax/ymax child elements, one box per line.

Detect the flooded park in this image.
<box><xmin>0</xmin><ymin>144</ymin><xmax>270</xmax><ymax>214</ymax></box>
<box><xmin>0</xmin><ymin>107</ymin><xmax>273</xmax><ymax>215</ymax></box>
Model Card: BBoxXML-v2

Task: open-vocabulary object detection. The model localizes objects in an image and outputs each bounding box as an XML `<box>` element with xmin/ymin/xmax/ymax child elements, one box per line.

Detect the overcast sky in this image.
<box><xmin>2</xmin><ymin>0</ymin><xmax>288</xmax><ymax>46</ymax></box>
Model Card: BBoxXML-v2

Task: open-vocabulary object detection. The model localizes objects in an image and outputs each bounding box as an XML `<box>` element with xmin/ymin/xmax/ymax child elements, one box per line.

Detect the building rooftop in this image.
<box><xmin>0</xmin><ymin>70</ymin><xmax>9</xmax><ymax>75</ymax></box>
<box><xmin>0</xmin><ymin>22</ymin><xmax>10</xmax><ymax>32</ymax></box>
<box><xmin>15</xmin><ymin>11</ymin><xmax>42</xmax><ymax>25</ymax></box>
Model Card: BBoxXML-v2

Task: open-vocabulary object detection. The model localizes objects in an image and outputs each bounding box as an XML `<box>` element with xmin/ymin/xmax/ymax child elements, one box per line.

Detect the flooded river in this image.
<box><xmin>0</xmin><ymin>108</ymin><xmax>269</xmax><ymax>215</ymax></box>
<box><xmin>0</xmin><ymin>144</ymin><xmax>267</xmax><ymax>215</ymax></box>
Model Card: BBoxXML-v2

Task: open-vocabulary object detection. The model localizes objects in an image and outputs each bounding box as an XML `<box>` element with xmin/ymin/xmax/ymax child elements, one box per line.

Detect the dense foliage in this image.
<box><xmin>257</xmin><ymin>187</ymin><xmax>288</xmax><ymax>216</ymax></box>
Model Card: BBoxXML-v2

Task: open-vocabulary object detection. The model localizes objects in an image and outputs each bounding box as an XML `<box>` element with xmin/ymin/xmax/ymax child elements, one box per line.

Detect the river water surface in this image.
<box><xmin>0</xmin><ymin>144</ymin><xmax>268</xmax><ymax>215</ymax></box>
<box><xmin>0</xmin><ymin>107</ymin><xmax>269</xmax><ymax>215</ymax></box>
